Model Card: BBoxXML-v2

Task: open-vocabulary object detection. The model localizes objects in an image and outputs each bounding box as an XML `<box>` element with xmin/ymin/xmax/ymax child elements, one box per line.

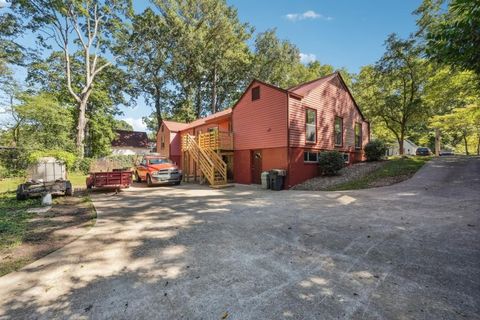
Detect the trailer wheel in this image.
<box><xmin>16</xmin><ymin>184</ymin><xmax>28</xmax><ymax>201</ymax></box>
<box><xmin>65</xmin><ymin>181</ymin><xmax>74</xmax><ymax>196</ymax></box>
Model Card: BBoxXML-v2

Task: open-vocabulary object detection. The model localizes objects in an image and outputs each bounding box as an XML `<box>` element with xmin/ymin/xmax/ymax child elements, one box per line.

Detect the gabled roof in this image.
<box><xmin>163</xmin><ymin>120</ymin><xmax>188</xmax><ymax>132</ymax></box>
<box><xmin>182</xmin><ymin>108</ymin><xmax>232</xmax><ymax>130</ymax></box>
<box><xmin>289</xmin><ymin>72</ymin><xmax>367</xmax><ymax>121</ymax></box>
<box><xmin>288</xmin><ymin>73</ymin><xmax>337</xmax><ymax>96</ymax></box>
<box><xmin>111</xmin><ymin>130</ymin><xmax>149</xmax><ymax>148</ymax></box>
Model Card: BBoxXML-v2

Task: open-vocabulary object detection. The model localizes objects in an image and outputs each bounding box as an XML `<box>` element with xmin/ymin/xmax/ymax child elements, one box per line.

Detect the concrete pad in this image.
<box><xmin>0</xmin><ymin>156</ymin><xmax>479</xmax><ymax>319</ymax></box>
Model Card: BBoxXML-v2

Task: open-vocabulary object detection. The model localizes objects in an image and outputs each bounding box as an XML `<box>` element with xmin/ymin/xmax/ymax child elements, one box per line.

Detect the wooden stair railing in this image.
<box><xmin>182</xmin><ymin>134</ymin><xmax>227</xmax><ymax>186</ymax></box>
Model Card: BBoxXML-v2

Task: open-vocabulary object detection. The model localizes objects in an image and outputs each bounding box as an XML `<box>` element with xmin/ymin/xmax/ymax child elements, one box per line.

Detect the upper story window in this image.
<box><xmin>355</xmin><ymin>123</ymin><xmax>362</xmax><ymax>149</ymax></box>
<box><xmin>306</xmin><ymin>108</ymin><xmax>316</xmax><ymax>143</ymax></box>
<box><xmin>160</xmin><ymin>136</ymin><xmax>165</xmax><ymax>149</ymax></box>
<box><xmin>252</xmin><ymin>86</ymin><xmax>260</xmax><ymax>101</ymax></box>
<box><xmin>161</xmin><ymin>125</ymin><xmax>164</xmax><ymax>132</ymax></box>
<box><xmin>334</xmin><ymin>116</ymin><xmax>343</xmax><ymax>147</ymax></box>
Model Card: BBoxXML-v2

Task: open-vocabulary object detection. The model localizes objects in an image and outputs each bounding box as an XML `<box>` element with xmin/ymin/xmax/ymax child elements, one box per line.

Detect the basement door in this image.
<box><xmin>251</xmin><ymin>150</ymin><xmax>262</xmax><ymax>184</ymax></box>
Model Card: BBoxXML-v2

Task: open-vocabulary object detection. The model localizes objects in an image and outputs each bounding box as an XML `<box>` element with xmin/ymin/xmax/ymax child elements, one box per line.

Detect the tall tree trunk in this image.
<box><xmin>211</xmin><ymin>65</ymin><xmax>217</xmax><ymax>114</ymax></box>
<box><xmin>76</xmin><ymin>99</ymin><xmax>88</xmax><ymax>159</ymax></box>
<box><xmin>463</xmin><ymin>133</ymin><xmax>469</xmax><ymax>155</ymax></box>
<box><xmin>399</xmin><ymin>129</ymin><xmax>405</xmax><ymax>155</ymax></box>
<box><xmin>195</xmin><ymin>83</ymin><xmax>202</xmax><ymax>119</ymax></box>
<box><xmin>154</xmin><ymin>87</ymin><xmax>162</xmax><ymax>131</ymax></box>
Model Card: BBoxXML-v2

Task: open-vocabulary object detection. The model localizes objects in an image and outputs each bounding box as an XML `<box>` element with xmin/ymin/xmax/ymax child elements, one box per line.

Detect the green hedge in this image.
<box><xmin>318</xmin><ymin>151</ymin><xmax>345</xmax><ymax>176</ymax></box>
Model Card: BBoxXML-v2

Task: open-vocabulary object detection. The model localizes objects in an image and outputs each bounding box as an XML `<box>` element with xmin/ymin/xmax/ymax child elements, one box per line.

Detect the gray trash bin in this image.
<box><xmin>261</xmin><ymin>171</ymin><xmax>270</xmax><ymax>189</ymax></box>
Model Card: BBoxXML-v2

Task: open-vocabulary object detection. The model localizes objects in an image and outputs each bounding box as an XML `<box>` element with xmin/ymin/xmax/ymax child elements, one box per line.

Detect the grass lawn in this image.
<box><xmin>0</xmin><ymin>172</ymin><xmax>91</xmax><ymax>276</ymax></box>
<box><xmin>328</xmin><ymin>156</ymin><xmax>432</xmax><ymax>191</ymax></box>
<box><xmin>0</xmin><ymin>172</ymin><xmax>88</xmax><ymax>194</ymax></box>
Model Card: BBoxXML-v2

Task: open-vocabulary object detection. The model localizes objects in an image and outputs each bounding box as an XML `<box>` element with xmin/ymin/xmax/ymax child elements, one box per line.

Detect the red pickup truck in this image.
<box><xmin>134</xmin><ymin>155</ymin><xmax>182</xmax><ymax>186</ymax></box>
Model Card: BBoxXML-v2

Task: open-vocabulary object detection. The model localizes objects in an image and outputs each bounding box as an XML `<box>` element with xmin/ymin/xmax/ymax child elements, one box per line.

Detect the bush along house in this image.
<box><xmin>157</xmin><ymin>72</ymin><xmax>370</xmax><ymax>188</ymax></box>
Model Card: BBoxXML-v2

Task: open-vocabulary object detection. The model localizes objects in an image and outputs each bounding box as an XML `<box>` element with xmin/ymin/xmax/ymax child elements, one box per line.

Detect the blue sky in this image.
<box><xmin>2</xmin><ymin>0</ymin><xmax>422</xmax><ymax>131</ymax></box>
<box><xmin>122</xmin><ymin>0</ymin><xmax>421</xmax><ymax>131</ymax></box>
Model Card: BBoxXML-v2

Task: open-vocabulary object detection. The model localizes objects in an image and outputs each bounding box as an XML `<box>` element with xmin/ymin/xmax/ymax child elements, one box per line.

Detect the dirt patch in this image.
<box><xmin>366</xmin><ymin>173</ymin><xmax>413</xmax><ymax>188</ymax></box>
<box><xmin>292</xmin><ymin>161</ymin><xmax>388</xmax><ymax>191</ymax></box>
<box><xmin>0</xmin><ymin>195</ymin><xmax>96</xmax><ymax>276</ymax></box>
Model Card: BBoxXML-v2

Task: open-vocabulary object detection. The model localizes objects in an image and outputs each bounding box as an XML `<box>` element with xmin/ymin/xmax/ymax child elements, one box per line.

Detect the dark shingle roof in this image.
<box><xmin>111</xmin><ymin>130</ymin><xmax>149</xmax><ymax>148</ymax></box>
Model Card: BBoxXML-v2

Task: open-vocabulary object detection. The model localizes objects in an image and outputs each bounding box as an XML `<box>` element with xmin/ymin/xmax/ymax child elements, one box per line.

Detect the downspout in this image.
<box><xmin>287</xmin><ymin>92</ymin><xmax>291</xmax><ymax>188</ymax></box>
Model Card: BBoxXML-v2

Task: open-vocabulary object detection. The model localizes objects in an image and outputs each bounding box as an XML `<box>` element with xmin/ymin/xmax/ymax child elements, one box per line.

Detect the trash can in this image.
<box><xmin>261</xmin><ymin>171</ymin><xmax>270</xmax><ymax>189</ymax></box>
<box><xmin>269</xmin><ymin>170</ymin><xmax>284</xmax><ymax>191</ymax></box>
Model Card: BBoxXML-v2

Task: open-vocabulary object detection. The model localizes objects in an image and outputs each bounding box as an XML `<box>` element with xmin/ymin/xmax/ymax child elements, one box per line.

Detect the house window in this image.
<box><xmin>304</xmin><ymin>151</ymin><xmax>318</xmax><ymax>163</ymax></box>
<box><xmin>160</xmin><ymin>136</ymin><xmax>165</xmax><ymax>149</ymax></box>
<box><xmin>208</xmin><ymin>127</ymin><xmax>218</xmax><ymax>133</ymax></box>
<box><xmin>343</xmin><ymin>153</ymin><xmax>350</xmax><ymax>164</ymax></box>
<box><xmin>161</xmin><ymin>125</ymin><xmax>164</xmax><ymax>132</ymax></box>
<box><xmin>334</xmin><ymin>116</ymin><xmax>343</xmax><ymax>146</ymax></box>
<box><xmin>252</xmin><ymin>86</ymin><xmax>260</xmax><ymax>101</ymax></box>
<box><xmin>355</xmin><ymin>123</ymin><xmax>362</xmax><ymax>149</ymax></box>
<box><xmin>306</xmin><ymin>108</ymin><xmax>316</xmax><ymax>143</ymax></box>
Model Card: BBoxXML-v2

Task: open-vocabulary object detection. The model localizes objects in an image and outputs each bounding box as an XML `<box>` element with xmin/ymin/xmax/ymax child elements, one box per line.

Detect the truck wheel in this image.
<box><xmin>135</xmin><ymin>171</ymin><xmax>142</xmax><ymax>182</ymax></box>
<box><xmin>16</xmin><ymin>184</ymin><xmax>28</xmax><ymax>201</ymax></box>
<box><xmin>147</xmin><ymin>175</ymin><xmax>153</xmax><ymax>187</ymax></box>
<box><xmin>174</xmin><ymin>181</ymin><xmax>181</xmax><ymax>186</ymax></box>
<box><xmin>65</xmin><ymin>181</ymin><xmax>73</xmax><ymax>196</ymax></box>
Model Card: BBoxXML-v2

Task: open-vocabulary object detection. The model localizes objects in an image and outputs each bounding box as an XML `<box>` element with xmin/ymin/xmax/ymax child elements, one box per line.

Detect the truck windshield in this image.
<box><xmin>148</xmin><ymin>158</ymin><xmax>172</xmax><ymax>165</ymax></box>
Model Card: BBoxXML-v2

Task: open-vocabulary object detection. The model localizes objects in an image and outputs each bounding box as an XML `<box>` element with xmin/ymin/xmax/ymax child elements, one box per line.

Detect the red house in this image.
<box><xmin>157</xmin><ymin>72</ymin><xmax>370</xmax><ymax>188</ymax></box>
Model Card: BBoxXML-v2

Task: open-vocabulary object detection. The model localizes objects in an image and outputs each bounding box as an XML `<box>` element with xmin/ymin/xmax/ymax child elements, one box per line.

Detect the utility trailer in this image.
<box><xmin>86</xmin><ymin>169</ymin><xmax>133</xmax><ymax>189</ymax></box>
<box><xmin>16</xmin><ymin>157</ymin><xmax>73</xmax><ymax>200</ymax></box>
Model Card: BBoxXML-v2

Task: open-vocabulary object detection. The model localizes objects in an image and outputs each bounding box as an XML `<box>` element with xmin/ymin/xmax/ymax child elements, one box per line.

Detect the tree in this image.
<box><xmin>115</xmin><ymin>120</ymin><xmax>133</xmax><ymax>131</ymax></box>
<box><xmin>250</xmin><ymin>29</ymin><xmax>301</xmax><ymax>88</ymax></box>
<box><xmin>152</xmin><ymin>0</ymin><xmax>252</xmax><ymax>122</ymax></box>
<box><xmin>415</xmin><ymin>0</ymin><xmax>480</xmax><ymax>78</ymax></box>
<box><xmin>27</xmin><ymin>51</ymin><xmax>133</xmax><ymax>157</ymax></box>
<box><xmin>430</xmin><ymin>104</ymin><xmax>480</xmax><ymax>154</ymax></box>
<box><xmin>10</xmin><ymin>0</ymin><xmax>133</xmax><ymax>158</ymax></box>
<box><xmin>119</xmin><ymin>8</ymin><xmax>171</xmax><ymax>132</ymax></box>
<box><xmin>359</xmin><ymin>34</ymin><xmax>429</xmax><ymax>154</ymax></box>
<box><xmin>5</xmin><ymin>92</ymin><xmax>75</xmax><ymax>151</ymax></box>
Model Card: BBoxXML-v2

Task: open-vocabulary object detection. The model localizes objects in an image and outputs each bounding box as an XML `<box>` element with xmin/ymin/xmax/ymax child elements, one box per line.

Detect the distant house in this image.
<box><xmin>386</xmin><ymin>139</ymin><xmax>418</xmax><ymax>156</ymax></box>
<box><xmin>111</xmin><ymin>130</ymin><xmax>150</xmax><ymax>155</ymax></box>
<box><xmin>157</xmin><ymin>72</ymin><xmax>370</xmax><ymax>188</ymax></box>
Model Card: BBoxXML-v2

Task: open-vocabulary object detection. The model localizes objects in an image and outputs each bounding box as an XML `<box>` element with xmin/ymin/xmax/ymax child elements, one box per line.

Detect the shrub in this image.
<box><xmin>318</xmin><ymin>151</ymin><xmax>345</xmax><ymax>176</ymax></box>
<box><xmin>27</xmin><ymin>150</ymin><xmax>77</xmax><ymax>170</ymax></box>
<box><xmin>76</xmin><ymin>157</ymin><xmax>93</xmax><ymax>174</ymax></box>
<box><xmin>364</xmin><ymin>140</ymin><xmax>387</xmax><ymax>161</ymax></box>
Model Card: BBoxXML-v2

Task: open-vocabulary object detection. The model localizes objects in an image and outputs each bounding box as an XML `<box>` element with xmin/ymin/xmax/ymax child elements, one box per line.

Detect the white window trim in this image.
<box><xmin>304</xmin><ymin>151</ymin><xmax>319</xmax><ymax>163</ymax></box>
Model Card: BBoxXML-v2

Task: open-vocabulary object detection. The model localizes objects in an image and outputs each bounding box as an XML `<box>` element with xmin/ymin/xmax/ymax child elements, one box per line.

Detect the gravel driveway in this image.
<box><xmin>0</xmin><ymin>156</ymin><xmax>479</xmax><ymax>319</ymax></box>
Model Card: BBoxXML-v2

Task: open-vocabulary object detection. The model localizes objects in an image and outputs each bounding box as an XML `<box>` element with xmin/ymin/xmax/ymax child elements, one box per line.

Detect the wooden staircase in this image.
<box><xmin>182</xmin><ymin>134</ymin><xmax>228</xmax><ymax>186</ymax></box>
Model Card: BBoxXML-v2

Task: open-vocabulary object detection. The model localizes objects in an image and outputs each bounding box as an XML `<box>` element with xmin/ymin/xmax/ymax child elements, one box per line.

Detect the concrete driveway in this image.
<box><xmin>0</xmin><ymin>156</ymin><xmax>479</xmax><ymax>319</ymax></box>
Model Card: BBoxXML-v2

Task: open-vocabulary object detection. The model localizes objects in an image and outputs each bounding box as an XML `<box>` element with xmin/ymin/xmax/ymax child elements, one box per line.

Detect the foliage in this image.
<box><xmin>76</xmin><ymin>158</ymin><xmax>93</xmax><ymax>175</ymax></box>
<box><xmin>318</xmin><ymin>151</ymin><xmax>345</xmax><ymax>176</ymax></box>
<box><xmin>364</xmin><ymin>140</ymin><xmax>388</xmax><ymax>161</ymax></box>
<box><xmin>430</xmin><ymin>104</ymin><xmax>480</xmax><ymax>155</ymax></box>
<box><xmin>27</xmin><ymin>51</ymin><xmax>132</xmax><ymax>158</ymax></box>
<box><xmin>27</xmin><ymin>150</ymin><xmax>77</xmax><ymax>170</ymax></box>
<box><xmin>115</xmin><ymin>120</ymin><xmax>134</xmax><ymax>131</ymax></box>
<box><xmin>329</xmin><ymin>157</ymin><xmax>431</xmax><ymax>190</ymax></box>
<box><xmin>10</xmin><ymin>0</ymin><xmax>134</xmax><ymax>158</ymax></box>
<box><xmin>354</xmin><ymin>34</ymin><xmax>429</xmax><ymax>154</ymax></box>
<box><xmin>415</xmin><ymin>0</ymin><xmax>480</xmax><ymax>78</ymax></box>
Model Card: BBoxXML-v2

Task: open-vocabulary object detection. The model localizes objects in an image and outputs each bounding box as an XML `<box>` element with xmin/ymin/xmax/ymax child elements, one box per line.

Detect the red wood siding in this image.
<box><xmin>234</xmin><ymin>150</ymin><xmax>251</xmax><ymax>184</ymax></box>
<box><xmin>156</xmin><ymin>123</ymin><xmax>170</xmax><ymax>157</ymax></box>
<box><xmin>232</xmin><ymin>82</ymin><xmax>288</xmax><ymax>150</ymax></box>
<box><xmin>288</xmin><ymin>75</ymin><xmax>369</xmax><ymax>153</ymax></box>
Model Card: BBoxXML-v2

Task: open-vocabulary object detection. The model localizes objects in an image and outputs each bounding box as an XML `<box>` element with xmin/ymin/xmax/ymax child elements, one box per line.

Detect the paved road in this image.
<box><xmin>0</xmin><ymin>156</ymin><xmax>479</xmax><ymax>319</ymax></box>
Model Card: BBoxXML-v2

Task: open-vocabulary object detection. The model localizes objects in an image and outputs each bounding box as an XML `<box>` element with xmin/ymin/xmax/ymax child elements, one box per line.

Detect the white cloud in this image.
<box><xmin>299</xmin><ymin>53</ymin><xmax>317</xmax><ymax>64</ymax></box>
<box><xmin>0</xmin><ymin>0</ymin><xmax>10</xmax><ymax>8</ymax></box>
<box><xmin>285</xmin><ymin>10</ymin><xmax>333</xmax><ymax>22</ymax></box>
<box><xmin>123</xmin><ymin>117</ymin><xmax>147</xmax><ymax>132</ymax></box>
